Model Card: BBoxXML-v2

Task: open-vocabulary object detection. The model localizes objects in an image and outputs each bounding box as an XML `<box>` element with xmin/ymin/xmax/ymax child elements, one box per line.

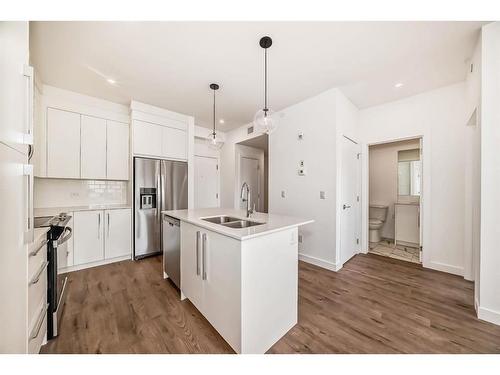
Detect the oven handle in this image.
<box><xmin>57</xmin><ymin>227</ymin><xmax>73</xmax><ymax>246</ymax></box>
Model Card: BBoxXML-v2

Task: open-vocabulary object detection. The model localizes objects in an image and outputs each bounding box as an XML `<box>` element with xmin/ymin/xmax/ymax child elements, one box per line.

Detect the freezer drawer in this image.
<box><xmin>163</xmin><ymin>214</ymin><xmax>180</xmax><ymax>288</ymax></box>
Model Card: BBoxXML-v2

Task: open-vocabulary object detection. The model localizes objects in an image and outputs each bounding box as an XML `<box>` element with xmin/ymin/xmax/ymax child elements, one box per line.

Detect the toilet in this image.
<box><xmin>369</xmin><ymin>205</ymin><xmax>388</xmax><ymax>244</ymax></box>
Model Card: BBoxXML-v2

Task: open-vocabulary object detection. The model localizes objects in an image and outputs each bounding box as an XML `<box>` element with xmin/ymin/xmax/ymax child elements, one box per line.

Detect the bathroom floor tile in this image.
<box><xmin>369</xmin><ymin>240</ymin><xmax>420</xmax><ymax>264</ymax></box>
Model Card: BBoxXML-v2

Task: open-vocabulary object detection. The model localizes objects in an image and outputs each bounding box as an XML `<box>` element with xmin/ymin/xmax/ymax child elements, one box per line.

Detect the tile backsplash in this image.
<box><xmin>34</xmin><ymin>178</ymin><xmax>128</xmax><ymax>208</ymax></box>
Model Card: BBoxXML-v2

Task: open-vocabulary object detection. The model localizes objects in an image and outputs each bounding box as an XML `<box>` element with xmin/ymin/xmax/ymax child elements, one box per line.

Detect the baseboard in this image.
<box><xmin>298</xmin><ymin>253</ymin><xmax>341</xmax><ymax>272</ymax></box>
<box><xmin>478</xmin><ymin>306</ymin><xmax>500</xmax><ymax>326</ymax></box>
<box><xmin>427</xmin><ymin>261</ymin><xmax>464</xmax><ymax>276</ymax></box>
<box><xmin>60</xmin><ymin>254</ymin><xmax>131</xmax><ymax>273</ymax></box>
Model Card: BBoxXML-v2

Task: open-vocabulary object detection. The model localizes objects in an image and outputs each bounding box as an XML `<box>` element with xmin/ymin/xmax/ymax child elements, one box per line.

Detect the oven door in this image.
<box><xmin>52</xmin><ymin>226</ymin><xmax>72</xmax><ymax>337</ymax></box>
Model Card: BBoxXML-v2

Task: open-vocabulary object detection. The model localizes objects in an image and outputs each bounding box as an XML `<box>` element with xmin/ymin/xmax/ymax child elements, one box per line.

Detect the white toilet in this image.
<box><xmin>369</xmin><ymin>205</ymin><xmax>388</xmax><ymax>244</ymax></box>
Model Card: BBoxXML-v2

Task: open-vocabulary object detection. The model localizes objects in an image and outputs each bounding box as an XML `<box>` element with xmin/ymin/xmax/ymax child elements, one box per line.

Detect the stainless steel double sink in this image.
<box><xmin>201</xmin><ymin>215</ymin><xmax>265</xmax><ymax>228</ymax></box>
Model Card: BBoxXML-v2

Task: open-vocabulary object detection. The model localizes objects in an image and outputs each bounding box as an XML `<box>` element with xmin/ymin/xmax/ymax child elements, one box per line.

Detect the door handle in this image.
<box><xmin>195</xmin><ymin>231</ymin><xmax>201</xmax><ymax>276</ymax></box>
<box><xmin>202</xmin><ymin>233</ymin><xmax>207</xmax><ymax>281</ymax></box>
<box><xmin>343</xmin><ymin>204</ymin><xmax>351</xmax><ymax>210</ymax></box>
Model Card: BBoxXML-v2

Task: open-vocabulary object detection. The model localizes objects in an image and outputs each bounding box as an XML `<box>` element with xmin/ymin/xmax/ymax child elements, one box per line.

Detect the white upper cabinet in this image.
<box><xmin>46</xmin><ymin>108</ymin><xmax>80</xmax><ymax>178</ymax></box>
<box><xmin>81</xmin><ymin>115</ymin><xmax>106</xmax><ymax>179</ymax></box>
<box><xmin>133</xmin><ymin>120</ymin><xmax>163</xmax><ymax>157</ymax></box>
<box><xmin>162</xmin><ymin>126</ymin><xmax>187</xmax><ymax>160</ymax></box>
<box><xmin>106</xmin><ymin>120</ymin><xmax>129</xmax><ymax>180</ymax></box>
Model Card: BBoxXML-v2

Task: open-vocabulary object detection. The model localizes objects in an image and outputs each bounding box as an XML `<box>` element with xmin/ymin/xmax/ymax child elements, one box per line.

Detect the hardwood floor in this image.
<box><xmin>41</xmin><ymin>253</ymin><xmax>500</xmax><ymax>354</ymax></box>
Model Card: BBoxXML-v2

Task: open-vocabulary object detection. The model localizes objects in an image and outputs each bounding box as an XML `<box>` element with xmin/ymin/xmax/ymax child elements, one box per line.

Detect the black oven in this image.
<box><xmin>34</xmin><ymin>213</ymin><xmax>72</xmax><ymax>340</ymax></box>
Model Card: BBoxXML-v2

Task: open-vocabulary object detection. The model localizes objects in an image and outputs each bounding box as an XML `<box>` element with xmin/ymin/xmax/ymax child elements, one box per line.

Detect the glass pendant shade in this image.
<box><xmin>206</xmin><ymin>130</ymin><xmax>223</xmax><ymax>150</ymax></box>
<box><xmin>254</xmin><ymin>108</ymin><xmax>277</xmax><ymax>134</ymax></box>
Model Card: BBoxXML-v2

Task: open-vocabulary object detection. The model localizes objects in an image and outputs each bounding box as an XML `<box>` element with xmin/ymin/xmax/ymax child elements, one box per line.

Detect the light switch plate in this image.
<box><xmin>281</xmin><ymin>190</ymin><xmax>286</xmax><ymax>198</ymax></box>
<box><xmin>298</xmin><ymin>131</ymin><xmax>304</xmax><ymax>140</ymax></box>
<box><xmin>320</xmin><ymin>191</ymin><xmax>326</xmax><ymax>199</ymax></box>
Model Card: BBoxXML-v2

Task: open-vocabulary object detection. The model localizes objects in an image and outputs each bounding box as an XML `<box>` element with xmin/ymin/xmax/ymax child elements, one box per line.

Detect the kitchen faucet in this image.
<box><xmin>240</xmin><ymin>182</ymin><xmax>255</xmax><ymax>218</ymax></box>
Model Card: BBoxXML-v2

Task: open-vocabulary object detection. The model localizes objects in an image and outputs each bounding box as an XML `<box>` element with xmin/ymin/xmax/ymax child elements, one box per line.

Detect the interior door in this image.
<box><xmin>194</xmin><ymin>156</ymin><xmax>219</xmax><ymax>208</ymax></box>
<box><xmin>240</xmin><ymin>157</ymin><xmax>260</xmax><ymax>211</ymax></box>
<box><xmin>340</xmin><ymin>136</ymin><xmax>361</xmax><ymax>265</ymax></box>
<box><xmin>81</xmin><ymin>115</ymin><xmax>106</xmax><ymax>179</ymax></box>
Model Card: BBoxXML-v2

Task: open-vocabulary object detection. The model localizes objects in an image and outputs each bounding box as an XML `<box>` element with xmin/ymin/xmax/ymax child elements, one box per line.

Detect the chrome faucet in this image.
<box><xmin>240</xmin><ymin>182</ymin><xmax>255</xmax><ymax>218</ymax></box>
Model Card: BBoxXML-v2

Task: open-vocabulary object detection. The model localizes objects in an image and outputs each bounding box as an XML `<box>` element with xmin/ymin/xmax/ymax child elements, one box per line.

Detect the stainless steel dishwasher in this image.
<box><xmin>162</xmin><ymin>214</ymin><xmax>181</xmax><ymax>288</ymax></box>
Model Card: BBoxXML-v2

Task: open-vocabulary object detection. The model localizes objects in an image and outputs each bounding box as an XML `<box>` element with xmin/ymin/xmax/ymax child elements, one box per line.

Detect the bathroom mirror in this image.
<box><xmin>398</xmin><ymin>149</ymin><xmax>421</xmax><ymax>196</ymax></box>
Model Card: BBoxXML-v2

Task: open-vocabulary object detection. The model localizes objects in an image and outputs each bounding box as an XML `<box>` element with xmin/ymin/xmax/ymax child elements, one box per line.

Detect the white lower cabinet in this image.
<box><xmin>72</xmin><ymin>208</ymin><xmax>131</xmax><ymax>269</ymax></box>
<box><xmin>73</xmin><ymin>210</ymin><xmax>104</xmax><ymax>265</ymax></box>
<box><xmin>104</xmin><ymin>209</ymin><xmax>132</xmax><ymax>259</ymax></box>
<box><xmin>181</xmin><ymin>222</ymin><xmax>241</xmax><ymax>351</ymax></box>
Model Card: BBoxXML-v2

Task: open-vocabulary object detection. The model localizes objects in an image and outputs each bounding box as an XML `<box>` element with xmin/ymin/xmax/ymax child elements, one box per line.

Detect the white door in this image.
<box><xmin>104</xmin><ymin>209</ymin><xmax>131</xmax><ymax>259</ymax></box>
<box><xmin>240</xmin><ymin>157</ymin><xmax>260</xmax><ymax>211</ymax></box>
<box><xmin>81</xmin><ymin>115</ymin><xmax>106</xmax><ymax>179</ymax></box>
<box><xmin>340</xmin><ymin>136</ymin><xmax>361</xmax><ymax>265</ymax></box>
<box><xmin>47</xmin><ymin>108</ymin><xmax>80</xmax><ymax>178</ymax></box>
<box><xmin>194</xmin><ymin>156</ymin><xmax>219</xmax><ymax>208</ymax></box>
<box><xmin>106</xmin><ymin>120</ymin><xmax>129</xmax><ymax>180</ymax></box>
<box><xmin>73</xmin><ymin>210</ymin><xmax>104</xmax><ymax>265</ymax></box>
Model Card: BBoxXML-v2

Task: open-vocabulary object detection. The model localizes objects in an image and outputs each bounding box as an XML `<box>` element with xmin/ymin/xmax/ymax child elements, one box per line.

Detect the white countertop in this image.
<box><xmin>34</xmin><ymin>204</ymin><xmax>131</xmax><ymax>217</ymax></box>
<box><xmin>163</xmin><ymin>208</ymin><xmax>314</xmax><ymax>241</ymax></box>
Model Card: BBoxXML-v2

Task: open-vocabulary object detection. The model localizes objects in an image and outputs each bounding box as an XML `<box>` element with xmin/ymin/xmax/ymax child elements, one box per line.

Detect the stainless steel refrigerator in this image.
<box><xmin>134</xmin><ymin>157</ymin><xmax>188</xmax><ymax>259</ymax></box>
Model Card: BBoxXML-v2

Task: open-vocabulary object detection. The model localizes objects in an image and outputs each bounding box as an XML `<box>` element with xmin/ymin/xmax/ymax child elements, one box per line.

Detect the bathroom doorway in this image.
<box><xmin>367</xmin><ymin>137</ymin><xmax>423</xmax><ymax>264</ymax></box>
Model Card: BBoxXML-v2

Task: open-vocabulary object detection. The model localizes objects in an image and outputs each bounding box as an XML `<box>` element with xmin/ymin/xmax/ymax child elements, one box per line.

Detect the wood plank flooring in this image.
<box><xmin>41</xmin><ymin>253</ymin><xmax>500</xmax><ymax>354</ymax></box>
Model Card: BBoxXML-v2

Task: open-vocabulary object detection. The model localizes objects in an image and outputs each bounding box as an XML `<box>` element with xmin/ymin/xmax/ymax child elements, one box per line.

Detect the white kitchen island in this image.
<box><xmin>162</xmin><ymin>208</ymin><xmax>313</xmax><ymax>354</ymax></box>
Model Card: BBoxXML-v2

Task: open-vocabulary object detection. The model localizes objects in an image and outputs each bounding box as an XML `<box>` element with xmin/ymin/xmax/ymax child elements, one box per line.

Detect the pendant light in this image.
<box><xmin>254</xmin><ymin>36</ymin><xmax>277</xmax><ymax>134</ymax></box>
<box><xmin>206</xmin><ymin>83</ymin><xmax>223</xmax><ymax>149</ymax></box>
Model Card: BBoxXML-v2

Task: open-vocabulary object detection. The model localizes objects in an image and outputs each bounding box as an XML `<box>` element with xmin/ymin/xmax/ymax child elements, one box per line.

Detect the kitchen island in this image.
<box><xmin>162</xmin><ymin>208</ymin><xmax>313</xmax><ymax>354</ymax></box>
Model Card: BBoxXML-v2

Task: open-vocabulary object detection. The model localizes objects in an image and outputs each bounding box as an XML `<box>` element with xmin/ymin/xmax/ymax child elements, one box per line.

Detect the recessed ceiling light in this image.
<box><xmin>106</xmin><ymin>78</ymin><xmax>116</xmax><ymax>85</ymax></box>
<box><xmin>219</xmin><ymin>119</ymin><xmax>225</xmax><ymax>124</ymax></box>
<box><xmin>394</xmin><ymin>82</ymin><xmax>404</xmax><ymax>88</ymax></box>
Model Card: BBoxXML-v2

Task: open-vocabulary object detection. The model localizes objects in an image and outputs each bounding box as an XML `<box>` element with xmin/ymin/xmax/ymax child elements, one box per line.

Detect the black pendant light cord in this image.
<box><xmin>264</xmin><ymin>47</ymin><xmax>268</xmax><ymax>115</ymax></box>
<box><xmin>213</xmin><ymin>88</ymin><xmax>216</xmax><ymax>137</ymax></box>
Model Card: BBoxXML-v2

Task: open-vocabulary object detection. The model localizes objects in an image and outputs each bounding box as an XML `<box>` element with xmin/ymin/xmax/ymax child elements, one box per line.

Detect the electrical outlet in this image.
<box><xmin>70</xmin><ymin>192</ymin><xmax>80</xmax><ymax>198</ymax></box>
<box><xmin>298</xmin><ymin>234</ymin><xmax>303</xmax><ymax>243</ymax></box>
<box><xmin>298</xmin><ymin>131</ymin><xmax>304</xmax><ymax>140</ymax></box>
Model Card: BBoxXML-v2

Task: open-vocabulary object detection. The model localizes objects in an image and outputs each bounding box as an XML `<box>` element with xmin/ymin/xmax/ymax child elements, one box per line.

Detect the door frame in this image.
<box><xmin>194</xmin><ymin>154</ymin><xmax>220</xmax><ymax>208</ymax></box>
<box><xmin>234</xmin><ymin>144</ymin><xmax>265</xmax><ymax>212</ymax></box>
<box><xmin>337</xmin><ymin>135</ymin><xmax>362</xmax><ymax>268</ymax></box>
<box><xmin>361</xmin><ymin>135</ymin><xmax>425</xmax><ymax>265</ymax></box>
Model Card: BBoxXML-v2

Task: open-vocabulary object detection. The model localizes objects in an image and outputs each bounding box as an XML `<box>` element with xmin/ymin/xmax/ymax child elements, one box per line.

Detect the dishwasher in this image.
<box><xmin>162</xmin><ymin>214</ymin><xmax>181</xmax><ymax>288</ymax></box>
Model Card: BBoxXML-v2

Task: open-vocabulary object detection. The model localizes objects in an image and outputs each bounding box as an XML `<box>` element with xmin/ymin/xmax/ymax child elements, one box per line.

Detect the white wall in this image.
<box><xmin>478</xmin><ymin>22</ymin><xmax>500</xmax><ymax>325</ymax></box>
<box><xmin>369</xmin><ymin>139</ymin><xmax>420</xmax><ymax>240</ymax></box>
<box><xmin>359</xmin><ymin>83</ymin><xmax>467</xmax><ymax>276</ymax></box>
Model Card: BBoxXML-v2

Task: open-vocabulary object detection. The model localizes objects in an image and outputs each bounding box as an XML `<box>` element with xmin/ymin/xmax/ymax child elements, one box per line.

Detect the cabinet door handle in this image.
<box><xmin>202</xmin><ymin>233</ymin><xmax>207</xmax><ymax>281</ymax></box>
<box><xmin>29</xmin><ymin>261</ymin><xmax>48</xmax><ymax>286</ymax></box>
<box><xmin>24</xmin><ymin>164</ymin><xmax>34</xmax><ymax>243</ymax></box>
<box><xmin>29</xmin><ymin>239</ymin><xmax>48</xmax><ymax>257</ymax></box>
<box><xmin>195</xmin><ymin>231</ymin><xmax>201</xmax><ymax>276</ymax></box>
<box><xmin>97</xmin><ymin>213</ymin><xmax>101</xmax><ymax>239</ymax></box>
<box><xmin>107</xmin><ymin>213</ymin><xmax>110</xmax><ymax>237</ymax></box>
<box><xmin>29</xmin><ymin>303</ymin><xmax>48</xmax><ymax>341</ymax></box>
<box><xmin>23</xmin><ymin>65</ymin><xmax>34</xmax><ymax>145</ymax></box>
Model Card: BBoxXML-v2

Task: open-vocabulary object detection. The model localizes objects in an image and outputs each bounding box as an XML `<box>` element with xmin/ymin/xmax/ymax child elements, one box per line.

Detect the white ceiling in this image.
<box><xmin>30</xmin><ymin>21</ymin><xmax>484</xmax><ymax>131</ymax></box>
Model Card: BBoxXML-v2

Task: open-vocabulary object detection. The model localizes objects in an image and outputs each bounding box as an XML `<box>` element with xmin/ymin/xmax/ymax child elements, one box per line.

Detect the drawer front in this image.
<box><xmin>28</xmin><ymin>299</ymin><xmax>48</xmax><ymax>354</ymax></box>
<box><xmin>28</xmin><ymin>237</ymin><xmax>48</xmax><ymax>276</ymax></box>
<box><xmin>28</xmin><ymin>260</ymin><xmax>48</xmax><ymax>322</ymax></box>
